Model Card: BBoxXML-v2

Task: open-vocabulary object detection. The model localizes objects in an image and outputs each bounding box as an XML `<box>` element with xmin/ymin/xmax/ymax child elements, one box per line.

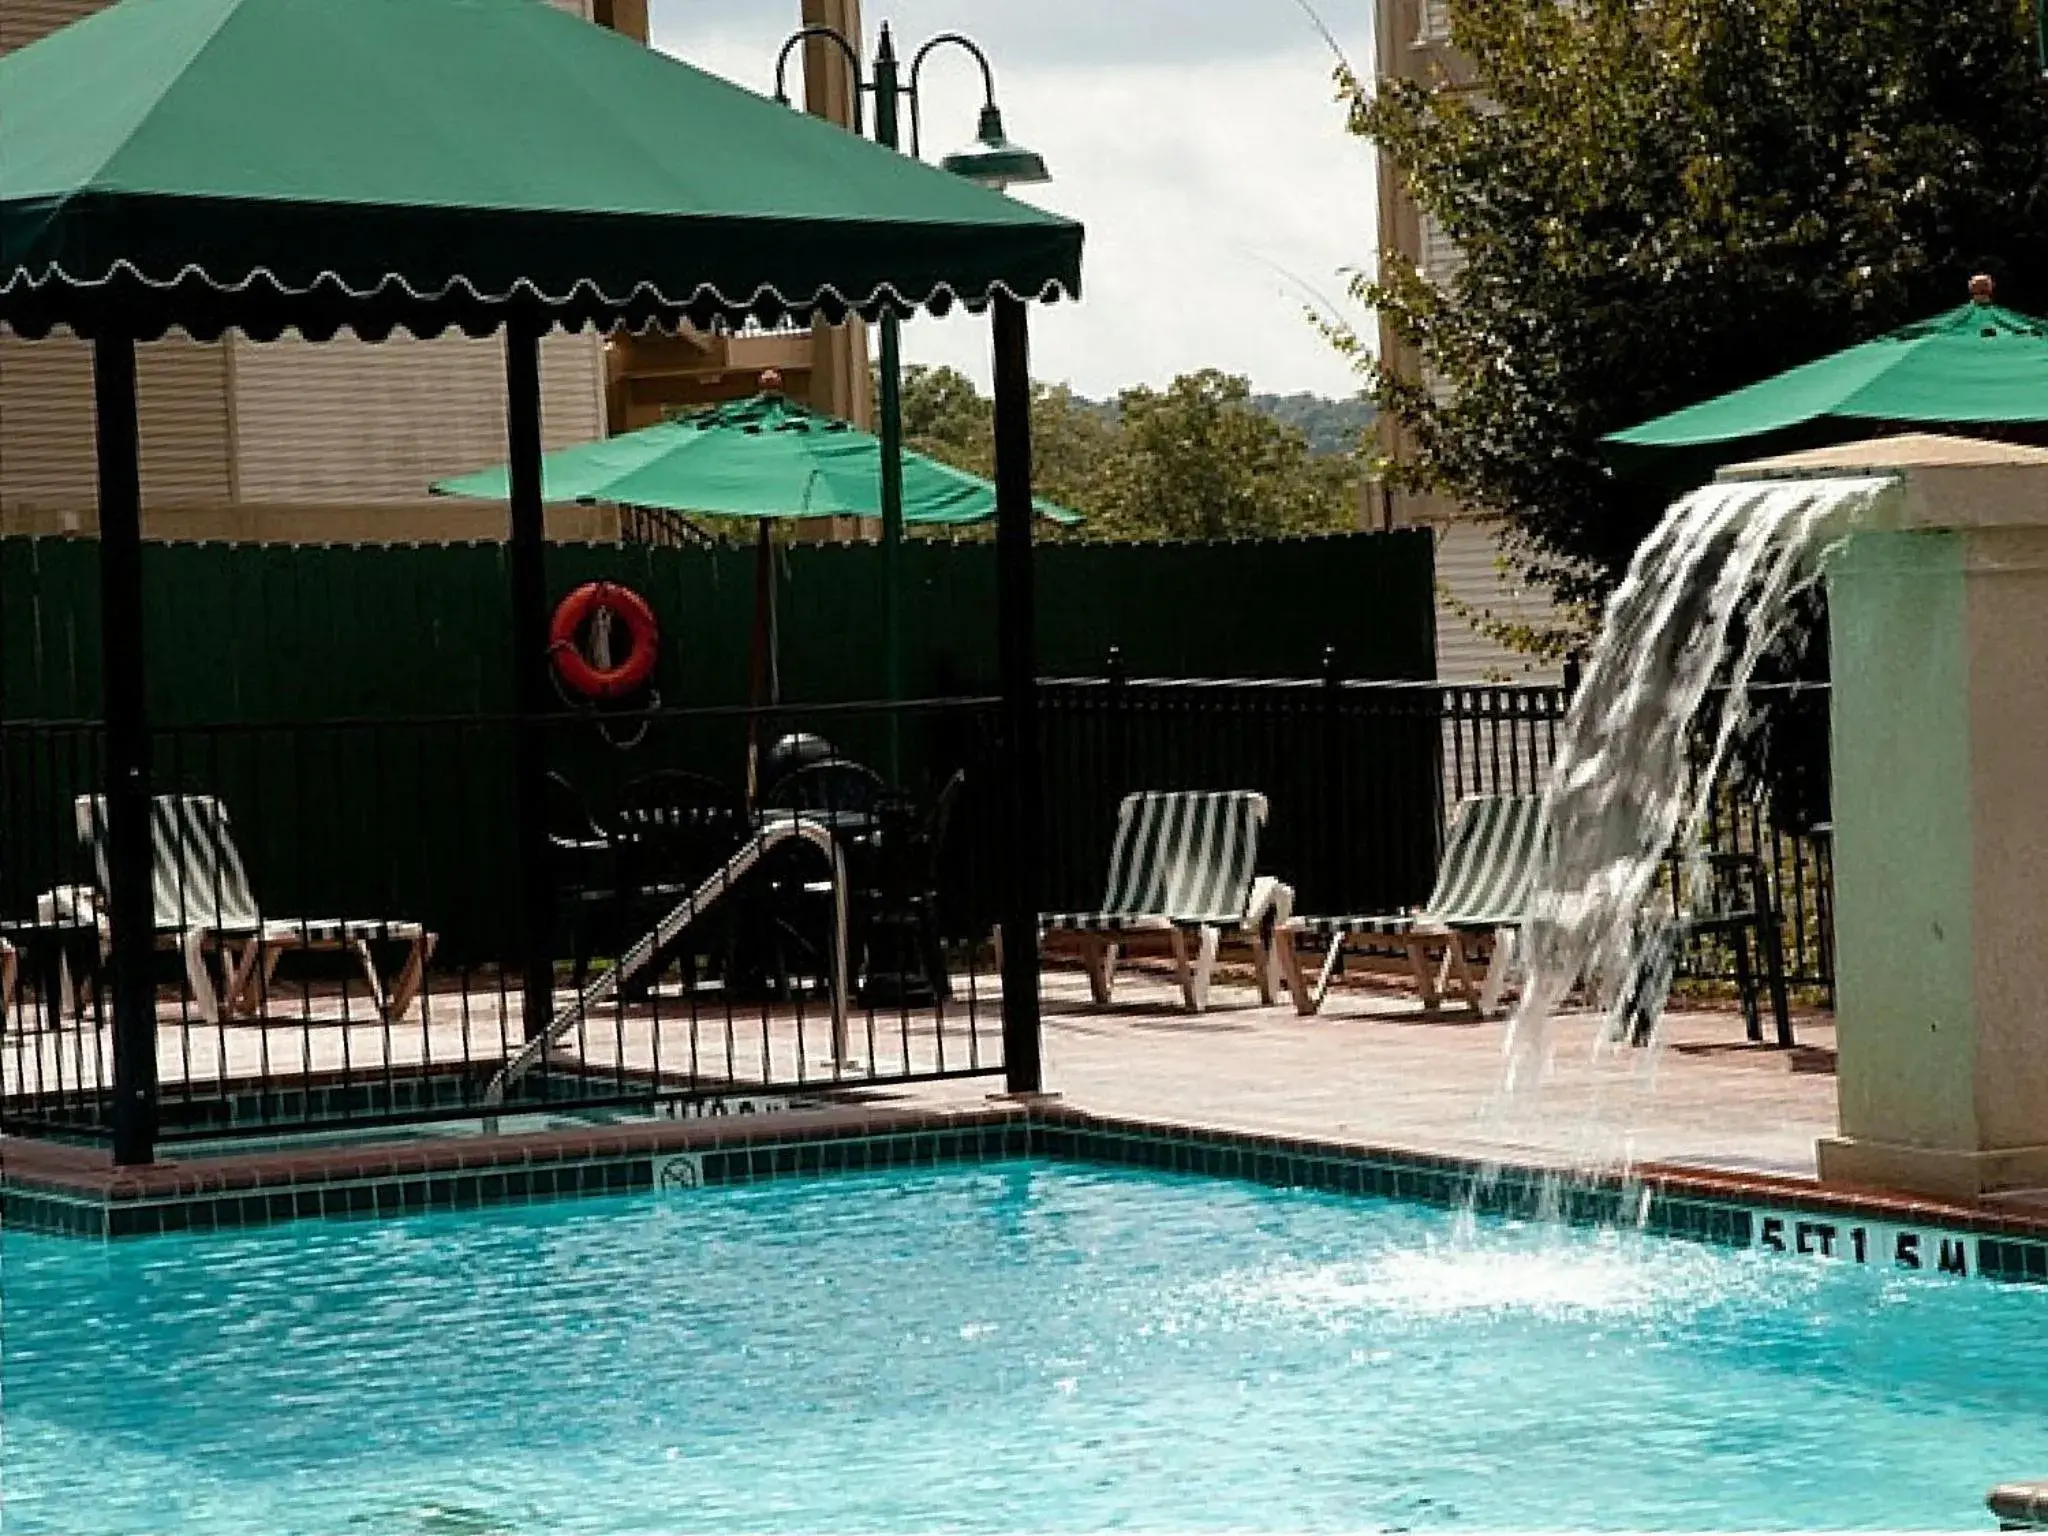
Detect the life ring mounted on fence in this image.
<box><xmin>549</xmin><ymin>581</ymin><xmax>660</xmax><ymax>702</ymax></box>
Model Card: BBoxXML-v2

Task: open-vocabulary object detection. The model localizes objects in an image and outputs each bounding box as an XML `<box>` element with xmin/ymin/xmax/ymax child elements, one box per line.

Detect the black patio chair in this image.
<box><xmin>860</xmin><ymin>769</ymin><xmax>966</xmax><ymax>1006</ymax></box>
<box><xmin>547</xmin><ymin>770</ymin><xmax>619</xmax><ymax>991</ymax></box>
<box><xmin>750</xmin><ymin>759</ymin><xmax>889</xmax><ymax>999</ymax></box>
<box><xmin>760</xmin><ymin>757</ymin><xmax>889</xmax><ymax>820</ymax></box>
<box><xmin>607</xmin><ymin>770</ymin><xmax>750</xmax><ymax>997</ymax></box>
<box><xmin>1627</xmin><ymin>849</ymin><xmax>1792</xmax><ymax>1047</ymax></box>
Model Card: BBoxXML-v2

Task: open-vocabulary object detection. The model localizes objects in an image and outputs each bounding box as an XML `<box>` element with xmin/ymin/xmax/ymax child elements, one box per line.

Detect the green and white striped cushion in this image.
<box><xmin>78</xmin><ymin>794</ymin><xmax>264</xmax><ymax>933</ymax></box>
<box><xmin>1043</xmin><ymin>790</ymin><xmax>1268</xmax><ymax>931</ymax></box>
<box><xmin>1425</xmin><ymin>794</ymin><xmax>1546</xmax><ymax>925</ymax></box>
<box><xmin>78</xmin><ymin>794</ymin><xmax>430</xmax><ymax>941</ymax></box>
<box><xmin>1297</xmin><ymin>794</ymin><xmax>1546</xmax><ymax>938</ymax></box>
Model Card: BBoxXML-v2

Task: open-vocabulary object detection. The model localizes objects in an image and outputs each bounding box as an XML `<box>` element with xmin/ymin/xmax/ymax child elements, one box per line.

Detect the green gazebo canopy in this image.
<box><xmin>1604</xmin><ymin>298</ymin><xmax>2048</xmax><ymax>472</ymax></box>
<box><xmin>433</xmin><ymin>394</ymin><xmax>1081</xmax><ymax>526</ymax></box>
<box><xmin>0</xmin><ymin>0</ymin><xmax>1084</xmax><ymax>341</ymax></box>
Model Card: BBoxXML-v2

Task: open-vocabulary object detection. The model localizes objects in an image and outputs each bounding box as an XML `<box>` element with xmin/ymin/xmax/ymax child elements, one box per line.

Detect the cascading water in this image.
<box><xmin>1501</xmin><ymin>473</ymin><xmax>1896</xmax><ymax>1089</ymax></box>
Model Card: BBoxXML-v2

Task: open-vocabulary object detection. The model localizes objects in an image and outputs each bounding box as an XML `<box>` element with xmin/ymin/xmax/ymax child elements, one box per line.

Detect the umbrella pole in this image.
<box><xmin>746</xmin><ymin>520</ymin><xmax>773</xmax><ymax>807</ymax></box>
<box><xmin>879</xmin><ymin>311</ymin><xmax>906</xmax><ymax>785</ymax></box>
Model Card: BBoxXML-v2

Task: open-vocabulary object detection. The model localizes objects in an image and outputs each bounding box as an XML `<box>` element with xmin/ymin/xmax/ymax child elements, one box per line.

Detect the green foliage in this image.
<box><xmin>1249</xmin><ymin>391</ymin><xmax>1378</xmax><ymax>457</ymax></box>
<box><xmin>896</xmin><ymin>365</ymin><xmax>1361</xmax><ymax>541</ymax></box>
<box><xmin>1340</xmin><ymin>0</ymin><xmax>2048</xmax><ymax>638</ymax></box>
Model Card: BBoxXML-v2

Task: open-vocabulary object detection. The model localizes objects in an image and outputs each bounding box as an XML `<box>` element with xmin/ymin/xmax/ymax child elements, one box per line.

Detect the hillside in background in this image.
<box><xmin>1061</xmin><ymin>389</ymin><xmax>1375</xmax><ymax>457</ymax></box>
<box><xmin>1248</xmin><ymin>393</ymin><xmax>1378</xmax><ymax>457</ymax></box>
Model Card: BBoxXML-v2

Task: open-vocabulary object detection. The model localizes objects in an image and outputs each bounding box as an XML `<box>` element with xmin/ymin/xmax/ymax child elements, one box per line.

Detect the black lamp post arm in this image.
<box><xmin>905</xmin><ymin>32</ymin><xmax>1001</xmax><ymax>160</ymax></box>
<box><xmin>772</xmin><ymin>24</ymin><xmax>868</xmax><ymax>135</ymax></box>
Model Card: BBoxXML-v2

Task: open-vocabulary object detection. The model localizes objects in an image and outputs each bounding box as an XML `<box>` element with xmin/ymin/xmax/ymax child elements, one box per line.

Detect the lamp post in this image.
<box><xmin>772</xmin><ymin>23</ymin><xmax>1049</xmax><ymax>740</ymax></box>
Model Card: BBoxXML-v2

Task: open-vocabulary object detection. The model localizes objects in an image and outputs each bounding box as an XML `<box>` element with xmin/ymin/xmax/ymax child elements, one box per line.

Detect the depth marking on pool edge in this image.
<box><xmin>656</xmin><ymin>1154</ymin><xmax>706</xmax><ymax>1192</ymax></box>
<box><xmin>1745</xmin><ymin>1209</ymin><xmax>1976</xmax><ymax>1277</ymax></box>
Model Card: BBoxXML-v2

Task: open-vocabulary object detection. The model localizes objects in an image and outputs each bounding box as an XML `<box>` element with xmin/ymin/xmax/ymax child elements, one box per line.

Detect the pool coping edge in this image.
<box><xmin>3</xmin><ymin>1103</ymin><xmax>2047</xmax><ymax>1283</ymax></box>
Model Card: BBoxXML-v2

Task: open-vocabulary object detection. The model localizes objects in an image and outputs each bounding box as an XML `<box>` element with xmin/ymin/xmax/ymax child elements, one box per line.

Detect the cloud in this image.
<box><xmin>658</xmin><ymin>0</ymin><xmax>1366</xmax><ymax>67</ymax></box>
<box><xmin>651</xmin><ymin>1</ymin><xmax>1379</xmax><ymax>399</ymax></box>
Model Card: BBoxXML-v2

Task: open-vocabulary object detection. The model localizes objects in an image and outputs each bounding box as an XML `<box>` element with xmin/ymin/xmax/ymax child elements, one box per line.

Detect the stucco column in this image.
<box><xmin>1720</xmin><ymin>434</ymin><xmax>2048</xmax><ymax>1200</ymax></box>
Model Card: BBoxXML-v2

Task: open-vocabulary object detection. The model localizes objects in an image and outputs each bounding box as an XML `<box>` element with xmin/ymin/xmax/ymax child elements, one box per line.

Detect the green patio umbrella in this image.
<box><xmin>434</xmin><ymin>392</ymin><xmax>1081</xmax><ymax>796</ymax></box>
<box><xmin>1604</xmin><ymin>286</ymin><xmax>2048</xmax><ymax>474</ymax></box>
<box><xmin>431</xmin><ymin>393</ymin><xmax>1083</xmax><ymax>526</ymax></box>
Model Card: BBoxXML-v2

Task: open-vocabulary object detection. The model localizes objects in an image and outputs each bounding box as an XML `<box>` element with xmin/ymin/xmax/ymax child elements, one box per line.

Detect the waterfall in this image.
<box><xmin>1502</xmin><ymin>474</ymin><xmax>1895</xmax><ymax>1085</ymax></box>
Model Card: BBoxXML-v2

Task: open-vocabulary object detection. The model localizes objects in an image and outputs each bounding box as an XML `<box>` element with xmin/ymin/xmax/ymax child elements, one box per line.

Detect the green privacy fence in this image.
<box><xmin>1</xmin><ymin>532</ymin><xmax>1433</xmax><ymax>962</ymax></box>
<box><xmin>0</xmin><ymin>531</ymin><xmax>1434</xmax><ymax>724</ymax></box>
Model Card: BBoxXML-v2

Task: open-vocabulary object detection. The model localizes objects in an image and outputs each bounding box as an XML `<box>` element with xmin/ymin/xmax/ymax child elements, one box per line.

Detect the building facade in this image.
<box><xmin>1373</xmin><ymin>0</ymin><xmax>1564</xmax><ymax>681</ymax></box>
<box><xmin>0</xmin><ymin>0</ymin><xmax>874</xmax><ymax>543</ymax></box>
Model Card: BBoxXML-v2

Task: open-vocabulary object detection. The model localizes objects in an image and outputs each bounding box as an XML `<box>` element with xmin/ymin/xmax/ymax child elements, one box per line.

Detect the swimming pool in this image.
<box><xmin>4</xmin><ymin>1160</ymin><xmax>2041</xmax><ymax>1534</ymax></box>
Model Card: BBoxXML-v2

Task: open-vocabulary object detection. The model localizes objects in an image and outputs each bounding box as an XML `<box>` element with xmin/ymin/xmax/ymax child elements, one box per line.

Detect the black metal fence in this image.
<box><xmin>0</xmin><ymin>670</ymin><xmax>1838</xmax><ymax>1147</ymax></box>
<box><xmin>1038</xmin><ymin>666</ymin><xmax>1833</xmax><ymax>992</ymax></box>
<box><xmin>0</xmin><ymin>697</ymin><xmax>1011</xmax><ymax>1145</ymax></box>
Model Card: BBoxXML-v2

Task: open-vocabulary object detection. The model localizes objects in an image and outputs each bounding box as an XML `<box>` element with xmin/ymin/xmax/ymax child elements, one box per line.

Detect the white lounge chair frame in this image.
<box><xmin>1039</xmin><ymin>790</ymin><xmax>1289</xmax><ymax>1013</ymax></box>
<box><xmin>77</xmin><ymin>794</ymin><xmax>437</xmax><ymax>1023</ymax></box>
<box><xmin>1280</xmin><ymin>794</ymin><xmax>1546</xmax><ymax>1017</ymax></box>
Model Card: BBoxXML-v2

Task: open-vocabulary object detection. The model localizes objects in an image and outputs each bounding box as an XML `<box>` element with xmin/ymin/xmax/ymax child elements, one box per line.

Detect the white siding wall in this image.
<box><xmin>0</xmin><ymin>334</ymin><xmax>235</xmax><ymax>516</ymax></box>
<box><xmin>1420</xmin><ymin>212</ymin><xmax>1465</xmax><ymax>287</ymax></box>
<box><xmin>1432</xmin><ymin>518</ymin><xmax>1565</xmax><ymax>682</ymax></box>
<box><xmin>230</xmin><ymin>333</ymin><xmax>606</xmax><ymax>504</ymax></box>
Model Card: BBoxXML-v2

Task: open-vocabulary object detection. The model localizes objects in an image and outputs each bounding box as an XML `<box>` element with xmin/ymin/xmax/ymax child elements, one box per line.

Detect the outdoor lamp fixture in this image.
<box><xmin>770</xmin><ymin>21</ymin><xmax>1050</xmax><ymax>729</ymax></box>
<box><xmin>939</xmin><ymin>100</ymin><xmax>1052</xmax><ymax>192</ymax></box>
<box><xmin>770</xmin><ymin>25</ymin><xmax>1051</xmax><ymax>182</ymax></box>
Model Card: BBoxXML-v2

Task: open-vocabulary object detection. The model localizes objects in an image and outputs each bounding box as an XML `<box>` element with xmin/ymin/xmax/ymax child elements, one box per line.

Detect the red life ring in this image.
<box><xmin>548</xmin><ymin>582</ymin><xmax>660</xmax><ymax>701</ymax></box>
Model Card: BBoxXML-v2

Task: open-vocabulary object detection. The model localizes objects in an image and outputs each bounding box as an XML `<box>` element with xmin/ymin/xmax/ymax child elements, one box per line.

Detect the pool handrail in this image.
<box><xmin>482</xmin><ymin>815</ymin><xmax>849</xmax><ymax>1111</ymax></box>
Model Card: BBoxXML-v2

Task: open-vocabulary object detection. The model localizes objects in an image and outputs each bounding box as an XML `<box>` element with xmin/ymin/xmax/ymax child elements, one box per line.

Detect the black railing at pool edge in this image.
<box><xmin>0</xmin><ymin>698</ymin><xmax>1013</xmax><ymax>1146</ymax></box>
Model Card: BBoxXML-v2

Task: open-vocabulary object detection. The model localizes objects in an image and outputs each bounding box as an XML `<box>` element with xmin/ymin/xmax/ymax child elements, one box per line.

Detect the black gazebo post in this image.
<box><xmin>991</xmin><ymin>293</ymin><xmax>1042</xmax><ymax>1095</ymax></box>
<box><xmin>504</xmin><ymin>322</ymin><xmax>555</xmax><ymax>1043</ymax></box>
<box><xmin>93</xmin><ymin>331</ymin><xmax>159</xmax><ymax>1165</ymax></box>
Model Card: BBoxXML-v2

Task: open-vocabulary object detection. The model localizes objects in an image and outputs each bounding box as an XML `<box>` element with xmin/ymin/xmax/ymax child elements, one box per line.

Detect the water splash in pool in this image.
<box><xmin>1504</xmin><ymin>474</ymin><xmax>1894</xmax><ymax>1084</ymax></box>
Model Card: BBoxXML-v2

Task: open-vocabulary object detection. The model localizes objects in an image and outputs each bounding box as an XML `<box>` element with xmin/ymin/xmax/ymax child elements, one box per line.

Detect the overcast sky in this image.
<box><xmin>648</xmin><ymin>1</ymin><xmax>1378</xmax><ymax>401</ymax></box>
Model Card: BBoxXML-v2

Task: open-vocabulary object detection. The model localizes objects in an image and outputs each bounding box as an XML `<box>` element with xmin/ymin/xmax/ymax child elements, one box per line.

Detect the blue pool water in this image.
<box><xmin>4</xmin><ymin>1161</ymin><xmax>2044</xmax><ymax>1534</ymax></box>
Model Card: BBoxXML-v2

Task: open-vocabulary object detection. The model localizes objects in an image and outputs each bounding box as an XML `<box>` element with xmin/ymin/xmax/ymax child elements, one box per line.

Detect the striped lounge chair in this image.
<box><xmin>1039</xmin><ymin>789</ymin><xmax>1291</xmax><ymax>1013</ymax></box>
<box><xmin>77</xmin><ymin>795</ymin><xmax>437</xmax><ymax>1023</ymax></box>
<box><xmin>1281</xmin><ymin>794</ymin><xmax>1546</xmax><ymax>1017</ymax></box>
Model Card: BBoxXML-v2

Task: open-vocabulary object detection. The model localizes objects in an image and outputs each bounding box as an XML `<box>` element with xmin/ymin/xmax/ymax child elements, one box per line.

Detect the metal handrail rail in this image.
<box><xmin>482</xmin><ymin>815</ymin><xmax>850</xmax><ymax>1111</ymax></box>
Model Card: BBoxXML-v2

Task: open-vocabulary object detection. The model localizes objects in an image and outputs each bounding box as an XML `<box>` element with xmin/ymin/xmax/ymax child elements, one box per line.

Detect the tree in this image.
<box><xmin>1092</xmin><ymin>371</ymin><xmax>1359</xmax><ymax>540</ymax></box>
<box><xmin>896</xmin><ymin>365</ymin><xmax>1360</xmax><ymax>541</ymax></box>
<box><xmin>899</xmin><ymin>363</ymin><xmax>993</xmax><ymax>472</ymax></box>
<box><xmin>1342</xmin><ymin>0</ymin><xmax>2048</xmax><ymax>648</ymax></box>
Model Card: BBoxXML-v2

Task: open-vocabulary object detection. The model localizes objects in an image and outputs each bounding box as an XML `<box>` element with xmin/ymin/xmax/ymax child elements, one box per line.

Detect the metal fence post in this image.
<box><xmin>992</xmin><ymin>295</ymin><xmax>1042</xmax><ymax>1095</ymax></box>
<box><xmin>505</xmin><ymin>321</ymin><xmax>555</xmax><ymax>1043</ymax></box>
<box><xmin>1321</xmin><ymin>644</ymin><xmax>1347</xmax><ymax>912</ymax></box>
<box><xmin>1105</xmin><ymin>644</ymin><xmax>1129</xmax><ymax>806</ymax></box>
<box><xmin>94</xmin><ymin>331</ymin><xmax>158</xmax><ymax>1165</ymax></box>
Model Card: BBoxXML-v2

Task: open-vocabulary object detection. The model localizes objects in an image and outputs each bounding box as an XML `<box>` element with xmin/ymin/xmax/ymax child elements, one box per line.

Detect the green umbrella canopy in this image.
<box><xmin>1604</xmin><ymin>297</ymin><xmax>2048</xmax><ymax>470</ymax></box>
<box><xmin>432</xmin><ymin>394</ymin><xmax>1083</xmax><ymax>526</ymax></box>
<box><xmin>0</xmin><ymin>0</ymin><xmax>1083</xmax><ymax>341</ymax></box>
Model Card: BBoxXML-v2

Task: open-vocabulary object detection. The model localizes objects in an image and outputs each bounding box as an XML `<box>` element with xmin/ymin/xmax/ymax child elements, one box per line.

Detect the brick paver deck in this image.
<box><xmin>907</xmin><ymin>969</ymin><xmax>1841</xmax><ymax>1180</ymax></box>
<box><xmin>3</xmin><ymin>964</ymin><xmax>1839</xmax><ymax>1179</ymax></box>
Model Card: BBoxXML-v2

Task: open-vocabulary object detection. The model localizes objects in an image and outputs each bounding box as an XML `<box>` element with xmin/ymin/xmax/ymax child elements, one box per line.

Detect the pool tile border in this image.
<box><xmin>0</xmin><ymin>1106</ymin><xmax>1036</xmax><ymax>1238</ymax></box>
<box><xmin>4</xmin><ymin>1103</ymin><xmax>2047</xmax><ymax>1285</ymax></box>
